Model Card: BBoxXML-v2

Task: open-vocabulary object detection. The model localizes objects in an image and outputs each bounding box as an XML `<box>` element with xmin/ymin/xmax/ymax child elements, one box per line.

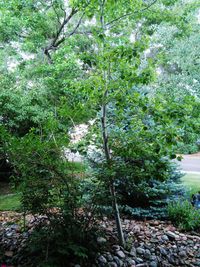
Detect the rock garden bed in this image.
<box><xmin>0</xmin><ymin>212</ymin><xmax>200</xmax><ymax>267</ymax></box>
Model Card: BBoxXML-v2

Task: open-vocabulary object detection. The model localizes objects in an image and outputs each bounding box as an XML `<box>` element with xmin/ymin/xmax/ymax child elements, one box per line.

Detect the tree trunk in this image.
<box><xmin>100</xmin><ymin>0</ymin><xmax>124</xmax><ymax>247</ymax></box>
<box><xmin>101</xmin><ymin>98</ymin><xmax>125</xmax><ymax>247</ymax></box>
<box><xmin>110</xmin><ymin>181</ymin><xmax>125</xmax><ymax>247</ymax></box>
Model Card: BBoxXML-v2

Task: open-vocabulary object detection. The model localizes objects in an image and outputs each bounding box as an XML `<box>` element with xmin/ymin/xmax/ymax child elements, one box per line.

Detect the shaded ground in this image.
<box><xmin>0</xmin><ymin>182</ymin><xmax>12</xmax><ymax>195</ymax></box>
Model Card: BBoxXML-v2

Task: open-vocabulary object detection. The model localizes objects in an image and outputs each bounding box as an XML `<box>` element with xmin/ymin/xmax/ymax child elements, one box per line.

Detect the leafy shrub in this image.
<box><xmin>0</xmin><ymin>126</ymin><xmax>13</xmax><ymax>182</ymax></box>
<box><xmin>14</xmin><ymin>214</ymin><xmax>99</xmax><ymax>267</ymax></box>
<box><xmin>116</xmin><ymin>159</ymin><xmax>185</xmax><ymax>219</ymax></box>
<box><xmin>0</xmin><ymin>129</ymin><xmax>99</xmax><ymax>266</ymax></box>
<box><xmin>77</xmin><ymin>92</ymin><xmax>188</xmax><ymax>220</ymax></box>
<box><xmin>81</xmin><ymin>149</ymin><xmax>185</xmax><ymax>219</ymax></box>
<box><xmin>168</xmin><ymin>199</ymin><xmax>200</xmax><ymax>231</ymax></box>
<box><xmin>176</xmin><ymin>142</ymin><xmax>200</xmax><ymax>155</ymax></box>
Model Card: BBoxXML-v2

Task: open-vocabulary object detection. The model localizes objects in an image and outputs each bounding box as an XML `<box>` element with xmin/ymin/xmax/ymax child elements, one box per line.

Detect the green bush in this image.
<box><xmin>176</xmin><ymin>142</ymin><xmax>200</xmax><ymax>155</ymax></box>
<box><xmin>116</xmin><ymin>159</ymin><xmax>185</xmax><ymax>219</ymax></box>
<box><xmin>168</xmin><ymin>199</ymin><xmax>200</xmax><ymax>231</ymax></box>
<box><xmin>80</xmin><ymin>92</ymin><xmax>189</xmax><ymax>220</ymax></box>
<box><xmin>13</xmin><ymin>214</ymin><xmax>99</xmax><ymax>267</ymax></box>
<box><xmin>0</xmin><ymin>128</ymin><xmax>98</xmax><ymax>266</ymax></box>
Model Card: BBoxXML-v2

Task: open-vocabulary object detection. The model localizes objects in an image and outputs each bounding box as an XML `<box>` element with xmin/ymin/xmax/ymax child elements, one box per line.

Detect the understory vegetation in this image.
<box><xmin>0</xmin><ymin>0</ymin><xmax>200</xmax><ymax>265</ymax></box>
<box><xmin>168</xmin><ymin>200</ymin><xmax>200</xmax><ymax>231</ymax></box>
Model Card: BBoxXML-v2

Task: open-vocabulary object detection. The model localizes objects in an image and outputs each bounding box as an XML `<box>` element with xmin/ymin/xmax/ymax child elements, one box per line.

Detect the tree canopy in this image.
<box><xmin>0</xmin><ymin>0</ymin><xmax>200</xmax><ymax>265</ymax></box>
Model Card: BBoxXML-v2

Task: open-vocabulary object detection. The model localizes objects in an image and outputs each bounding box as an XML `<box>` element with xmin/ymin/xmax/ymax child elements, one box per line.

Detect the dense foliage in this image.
<box><xmin>168</xmin><ymin>199</ymin><xmax>200</xmax><ymax>231</ymax></box>
<box><xmin>0</xmin><ymin>0</ymin><xmax>200</xmax><ymax>265</ymax></box>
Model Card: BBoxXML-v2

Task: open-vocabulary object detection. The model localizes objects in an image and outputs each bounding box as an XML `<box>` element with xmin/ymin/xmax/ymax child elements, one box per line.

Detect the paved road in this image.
<box><xmin>178</xmin><ymin>155</ymin><xmax>200</xmax><ymax>172</ymax></box>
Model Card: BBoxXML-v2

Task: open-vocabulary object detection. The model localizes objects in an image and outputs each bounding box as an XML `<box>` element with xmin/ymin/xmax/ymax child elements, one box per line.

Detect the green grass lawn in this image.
<box><xmin>0</xmin><ymin>193</ymin><xmax>21</xmax><ymax>211</ymax></box>
<box><xmin>0</xmin><ymin>162</ymin><xmax>87</xmax><ymax>211</ymax></box>
<box><xmin>1</xmin><ymin>165</ymin><xmax>198</xmax><ymax>211</ymax></box>
<box><xmin>181</xmin><ymin>173</ymin><xmax>200</xmax><ymax>193</ymax></box>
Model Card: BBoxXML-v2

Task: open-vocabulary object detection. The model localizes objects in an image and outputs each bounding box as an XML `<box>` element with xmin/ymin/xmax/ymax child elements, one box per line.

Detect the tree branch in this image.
<box><xmin>44</xmin><ymin>7</ymin><xmax>78</xmax><ymax>63</ymax></box>
<box><xmin>52</xmin><ymin>8</ymin><xmax>78</xmax><ymax>48</ymax></box>
<box><xmin>105</xmin><ymin>0</ymin><xmax>158</xmax><ymax>29</ymax></box>
<box><xmin>100</xmin><ymin>0</ymin><xmax>105</xmax><ymax>29</ymax></box>
<box><xmin>44</xmin><ymin>0</ymin><xmax>91</xmax><ymax>63</ymax></box>
<box><xmin>67</xmin><ymin>12</ymin><xmax>85</xmax><ymax>38</ymax></box>
<box><xmin>44</xmin><ymin>48</ymin><xmax>53</xmax><ymax>64</ymax></box>
<box><xmin>51</xmin><ymin>0</ymin><xmax>62</xmax><ymax>26</ymax></box>
<box><xmin>47</xmin><ymin>12</ymin><xmax>86</xmax><ymax>52</ymax></box>
<box><xmin>70</xmin><ymin>30</ymin><xmax>93</xmax><ymax>35</ymax></box>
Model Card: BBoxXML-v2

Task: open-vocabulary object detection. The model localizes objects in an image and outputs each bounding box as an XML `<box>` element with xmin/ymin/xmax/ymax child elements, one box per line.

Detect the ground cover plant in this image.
<box><xmin>168</xmin><ymin>199</ymin><xmax>200</xmax><ymax>231</ymax></box>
